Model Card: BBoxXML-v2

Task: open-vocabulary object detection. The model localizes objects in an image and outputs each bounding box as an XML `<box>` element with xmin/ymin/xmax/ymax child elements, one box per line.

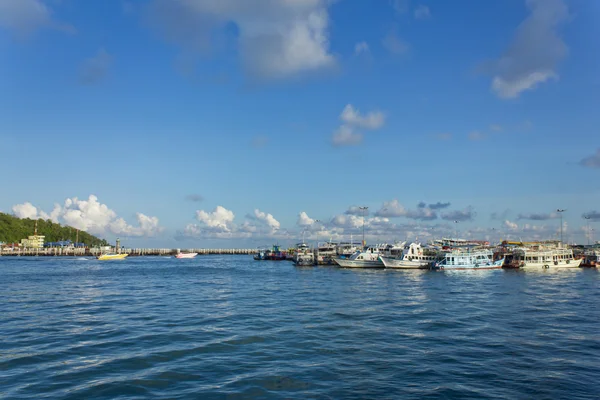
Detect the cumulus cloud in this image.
<box><xmin>0</xmin><ymin>0</ymin><xmax>74</xmax><ymax>38</ymax></box>
<box><xmin>297</xmin><ymin>211</ymin><xmax>315</xmax><ymax>226</ymax></box>
<box><xmin>517</xmin><ymin>212</ymin><xmax>558</xmax><ymax>220</ymax></box>
<box><xmin>196</xmin><ymin>205</ymin><xmax>236</xmax><ymax>232</ymax></box>
<box><xmin>414</xmin><ymin>5</ymin><xmax>431</xmax><ymax>20</ymax></box>
<box><xmin>80</xmin><ymin>48</ymin><xmax>113</xmax><ymax>85</ymax></box>
<box><xmin>375</xmin><ymin>199</ymin><xmax>407</xmax><ymax>218</ymax></box>
<box><xmin>441</xmin><ymin>207</ymin><xmax>476</xmax><ymax>222</ymax></box>
<box><xmin>252</xmin><ymin>209</ymin><xmax>281</xmax><ymax>230</ymax></box>
<box><xmin>504</xmin><ymin>220</ymin><xmax>519</xmax><ymax>230</ymax></box>
<box><xmin>345</xmin><ymin>206</ymin><xmax>369</xmax><ymax>216</ymax></box>
<box><xmin>11</xmin><ymin>195</ymin><xmax>162</xmax><ymax>237</ymax></box>
<box><xmin>579</xmin><ymin>149</ymin><xmax>600</xmax><ymax>169</ymax></box>
<box><xmin>147</xmin><ymin>0</ymin><xmax>336</xmax><ymax>80</ymax></box>
<box><xmin>332</xmin><ymin>104</ymin><xmax>385</xmax><ymax>146</ymax></box>
<box><xmin>484</xmin><ymin>0</ymin><xmax>569</xmax><ymax>98</ymax></box>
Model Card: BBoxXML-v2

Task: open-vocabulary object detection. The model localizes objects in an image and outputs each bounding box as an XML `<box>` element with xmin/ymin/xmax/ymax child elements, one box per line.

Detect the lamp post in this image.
<box><xmin>359</xmin><ymin>206</ymin><xmax>368</xmax><ymax>248</ymax></box>
<box><xmin>557</xmin><ymin>209</ymin><xmax>566</xmax><ymax>245</ymax></box>
<box><xmin>315</xmin><ymin>220</ymin><xmax>321</xmax><ymax>249</ymax></box>
<box><xmin>453</xmin><ymin>220</ymin><xmax>459</xmax><ymax>239</ymax></box>
<box><xmin>584</xmin><ymin>216</ymin><xmax>591</xmax><ymax>246</ymax></box>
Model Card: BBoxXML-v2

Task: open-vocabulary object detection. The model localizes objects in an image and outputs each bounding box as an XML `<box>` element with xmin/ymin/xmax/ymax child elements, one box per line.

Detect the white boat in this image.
<box><xmin>175</xmin><ymin>252</ymin><xmax>197</xmax><ymax>259</ymax></box>
<box><xmin>509</xmin><ymin>246</ymin><xmax>582</xmax><ymax>269</ymax></box>
<box><xmin>432</xmin><ymin>248</ymin><xmax>504</xmax><ymax>270</ymax></box>
<box><xmin>581</xmin><ymin>247</ymin><xmax>600</xmax><ymax>267</ymax></box>
<box><xmin>316</xmin><ymin>241</ymin><xmax>337</xmax><ymax>265</ymax></box>
<box><xmin>380</xmin><ymin>242</ymin><xmax>438</xmax><ymax>269</ymax></box>
<box><xmin>294</xmin><ymin>243</ymin><xmax>315</xmax><ymax>266</ymax></box>
<box><xmin>333</xmin><ymin>243</ymin><xmax>402</xmax><ymax>268</ymax></box>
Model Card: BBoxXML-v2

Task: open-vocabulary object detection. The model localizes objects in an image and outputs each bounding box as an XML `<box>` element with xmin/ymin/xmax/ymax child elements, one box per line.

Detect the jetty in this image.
<box><xmin>0</xmin><ymin>248</ymin><xmax>256</xmax><ymax>257</ymax></box>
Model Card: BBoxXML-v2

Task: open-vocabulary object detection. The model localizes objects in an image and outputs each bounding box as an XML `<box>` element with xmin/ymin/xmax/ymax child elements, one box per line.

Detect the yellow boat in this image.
<box><xmin>97</xmin><ymin>253</ymin><xmax>128</xmax><ymax>260</ymax></box>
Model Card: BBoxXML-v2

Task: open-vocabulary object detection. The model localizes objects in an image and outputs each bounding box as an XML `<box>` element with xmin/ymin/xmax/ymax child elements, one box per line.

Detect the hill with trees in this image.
<box><xmin>0</xmin><ymin>213</ymin><xmax>109</xmax><ymax>247</ymax></box>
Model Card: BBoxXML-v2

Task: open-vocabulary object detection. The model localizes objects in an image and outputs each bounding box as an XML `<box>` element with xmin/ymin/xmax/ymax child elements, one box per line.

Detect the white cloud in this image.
<box><xmin>485</xmin><ymin>0</ymin><xmax>569</xmax><ymax>98</ymax></box>
<box><xmin>148</xmin><ymin>0</ymin><xmax>336</xmax><ymax>80</ymax></box>
<box><xmin>504</xmin><ymin>220</ymin><xmax>519</xmax><ymax>230</ymax></box>
<box><xmin>375</xmin><ymin>199</ymin><xmax>407</xmax><ymax>218</ymax></box>
<box><xmin>11</xmin><ymin>195</ymin><xmax>162</xmax><ymax>237</ymax></box>
<box><xmin>414</xmin><ymin>5</ymin><xmax>431</xmax><ymax>20</ymax></box>
<box><xmin>354</xmin><ymin>41</ymin><xmax>369</xmax><ymax>55</ymax></box>
<box><xmin>0</xmin><ymin>0</ymin><xmax>74</xmax><ymax>37</ymax></box>
<box><xmin>196</xmin><ymin>205</ymin><xmax>235</xmax><ymax>232</ymax></box>
<box><xmin>297</xmin><ymin>211</ymin><xmax>315</xmax><ymax>226</ymax></box>
<box><xmin>340</xmin><ymin>104</ymin><xmax>385</xmax><ymax>130</ymax></box>
<box><xmin>332</xmin><ymin>104</ymin><xmax>385</xmax><ymax>147</ymax></box>
<box><xmin>332</xmin><ymin>125</ymin><xmax>362</xmax><ymax>146</ymax></box>
<box><xmin>253</xmin><ymin>209</ymin><xmax>280</xmax><ymax>230</ymax></box>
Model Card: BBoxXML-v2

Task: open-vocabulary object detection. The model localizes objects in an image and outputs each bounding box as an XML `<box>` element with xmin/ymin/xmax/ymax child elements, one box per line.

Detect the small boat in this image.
<box><xmin>294</xmin><ymin>242</ymin><xmax>315</xmax><ymax>266</ymax></box>
<box><xmin>581</xmin><ymin>247</ymin><xmax>600</xmax><ymax>267</ymax></box>
<box><xmin>175</xmin><ymin>252</ymin><xmax>197</xmax><ymax>259</ymax></box>
<box><xmin>316</xmin><ymin>241</ymin><xmax>338</xmax><ymax>265</ymax></box>
<box><xmin>432</xmin><ymin>248</ymin><xmax>504</xmax><ymax>270</ymax></box>
<box><xmin>380</xmin><ymin>242</ymin><xmax>438</xmax><ymax>269</ymax></box>
<box><xmin>97</xmin><ymin>253</ymin><xmax>128</xmax><ymax>260</ymax></box>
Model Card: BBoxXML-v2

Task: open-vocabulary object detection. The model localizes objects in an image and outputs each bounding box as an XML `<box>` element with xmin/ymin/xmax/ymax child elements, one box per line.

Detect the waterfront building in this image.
<box><xmin>20</xmin><ymin>235</ymin><xmax>45</xmax><ymax>249</ymax></box>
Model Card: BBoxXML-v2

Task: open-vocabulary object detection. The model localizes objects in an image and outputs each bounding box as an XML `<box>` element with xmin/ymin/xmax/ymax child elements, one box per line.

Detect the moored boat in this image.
<box><xmin>333</xmin><ymin>243</ymin><xmax>399</xmax><ymax>268</ymax></box>
<box><xmin>507</xmin><ymin>245</ymin><xmax>582</xmax><ymax>269</ymax></box>
<box><xmin>316</xmin><ymin>241</ymin><xmax>337</xmax><ymax>265</ymax></box>
<box><xmin>432</xmin><ymin>248</ymin><xmax>503</xmax><ymax>270</ymax></box>
<box><xmin>380</xmin><ymin>242</ymin><xmax>438</xmax><ymax>269</ymax></box>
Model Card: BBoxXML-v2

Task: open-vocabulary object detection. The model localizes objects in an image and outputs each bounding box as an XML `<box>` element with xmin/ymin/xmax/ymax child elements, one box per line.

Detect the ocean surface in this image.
<box><xmin>1</xmin><ymin>255</ymin><xmax>599</xmax><ymax>399</ymax></box>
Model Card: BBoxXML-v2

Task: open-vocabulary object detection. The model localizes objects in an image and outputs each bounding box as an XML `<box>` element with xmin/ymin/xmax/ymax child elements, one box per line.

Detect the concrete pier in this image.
<box><xmin>0</xmin><ymin>248</ymin><xmax>256</xmax><ymax>257</ymax></box>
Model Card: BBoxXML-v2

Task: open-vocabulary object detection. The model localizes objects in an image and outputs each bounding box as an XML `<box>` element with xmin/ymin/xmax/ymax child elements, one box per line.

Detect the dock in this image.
<box><xmin>0</xmin><ymin>248</ymin><xmax>256</xmax><ymax>257</ymax></box>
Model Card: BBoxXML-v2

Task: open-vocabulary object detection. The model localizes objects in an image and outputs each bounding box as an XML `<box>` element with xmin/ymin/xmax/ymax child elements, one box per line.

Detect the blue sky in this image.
<box><xmin>1</xmin><ymin>0</ymin><xmax>599</xmax><ymax>248</ymax></box>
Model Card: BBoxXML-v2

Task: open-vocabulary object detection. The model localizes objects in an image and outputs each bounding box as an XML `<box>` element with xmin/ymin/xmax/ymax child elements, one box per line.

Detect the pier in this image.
<box><xmin>0</xmin><ymin>248</ymin><xmax>256</xmax><ymax>257</ymax></box>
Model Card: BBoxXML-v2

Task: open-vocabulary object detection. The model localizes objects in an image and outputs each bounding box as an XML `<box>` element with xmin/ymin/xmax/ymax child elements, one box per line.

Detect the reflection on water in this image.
<box><xmin>0</xmin><ymin>256</ymin><xmax>598</xmax><ymax>399</ymax></box>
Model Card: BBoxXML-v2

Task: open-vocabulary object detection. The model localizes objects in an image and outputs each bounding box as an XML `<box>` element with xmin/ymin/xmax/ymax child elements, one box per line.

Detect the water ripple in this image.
<box><xmin>1</xmin><ymin>256</ymin><xmax>599</xmax><ymax>399</ymax></box>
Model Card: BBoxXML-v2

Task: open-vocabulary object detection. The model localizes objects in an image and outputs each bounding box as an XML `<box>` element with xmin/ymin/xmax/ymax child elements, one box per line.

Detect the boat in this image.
<box><xmin>294</xmin><ymin>242</ymin><xmax>315</xmax><ymax>266</ymax></box>
<box><xmin>254</xmin><ymin>245</ymin><xmax>288</xmax><ymax>261</ymax></box>
<box><xmin>97</xmin><ymin>253</ymin><xmax>128</xmax><ymax>260</ymax></box>
<box><xmin>315</xmin><ymin>241</ymin><xmax>338</xmax><ymax>265</ymax></box>
<box><xmin>506</xmin><ymin>244</ymin><xmax>582</xmax><ymax>269</ymax></box>
<box><xmin>333</xmin><ymin>243</ymin><xmax>400</xmax><ymax>268</ymax></box>
<box><xmin>380</xmin><ymin>242</ymin><xmax>439</xmax><ymax>269</ymax></box>
<box><xmin>432</xmin><ymin>248</ymin><xmax>504</xmax><ymax>270</ymax></box>
<box><xmin>253</xmin><ymin>246</ymin><xmax>269</xmax><ymax>260</ymax></box>
<box><xmin>175</xmin><ymin>252</ymin><xmax>197</xmax><ymax>259</ymax></box>
<box><xmin>581</xmin><ymin>246</ymin><xmax>600</xmax><ymax>267</ymax></box>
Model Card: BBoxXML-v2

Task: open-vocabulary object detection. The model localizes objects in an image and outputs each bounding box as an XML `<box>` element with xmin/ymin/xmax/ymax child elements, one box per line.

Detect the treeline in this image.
<box><xmin>0</xmin><ymin>213</ymin><xmax>109</xmax><ymax>247</ymax></box>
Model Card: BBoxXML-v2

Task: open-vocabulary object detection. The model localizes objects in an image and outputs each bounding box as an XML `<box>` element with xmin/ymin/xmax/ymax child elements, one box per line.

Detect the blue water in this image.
<box><xmin>1</xmin><ymin>256</ymin><xmax>599</xmax><ymax>399</ymax></box>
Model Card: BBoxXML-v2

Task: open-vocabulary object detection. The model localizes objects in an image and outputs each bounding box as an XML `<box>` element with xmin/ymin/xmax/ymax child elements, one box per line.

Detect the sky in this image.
<box><xmin>1</xmin><ymin>0</ymin><xmax>599</xmax><ymax>248</ymax></box>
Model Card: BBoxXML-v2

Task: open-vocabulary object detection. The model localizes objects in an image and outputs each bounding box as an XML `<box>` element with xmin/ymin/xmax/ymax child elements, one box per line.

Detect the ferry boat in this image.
<box><xmin>380</xmin><ymin>242</ymin><xmax>438</xmax><ymax>269</ymax></box>
<box><xmin>175</xmin><ymin>252</ymin><xmax>197</xmax><ymax>259</ymax></box>
<box><xmin>432</xmin><ymin>248</ymin><xmax>504</xmax><ymax>270</ymax></box>
<box><xmin>507</xmin><ymin>245</ymin><xmax>582</xmax><ymax>269</ymax></box>
<box><xmin>97</xmin><ymin>253</ymin><xmax>128</xmax><ymax>261</ymax></box>
<box><xmin>333</xmin><ymin>243</ymin><xmax>402</xmax><ymax>268</ymax></box>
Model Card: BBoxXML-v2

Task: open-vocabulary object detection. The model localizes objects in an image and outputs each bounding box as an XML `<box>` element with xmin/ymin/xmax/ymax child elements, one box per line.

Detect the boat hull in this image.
<box><xmin>380</xmin><ymin>256</ymin><xmax>431</xmax><ymax>269</ymax></box>
<box><xmin>434</xmin><ymin>258</ymin><xmax>505</xmax><ymax>270</ymax></box>
<box><xmin>520</xmin><ymin>259</ymin><xmax>582</xmax><ymax>270</ymax></box>
<box><xmin>176</xmin><ymin>253</ymin><xmax>197</xmax><ymax>259</ymax></box>
<box><xmin>333</xmin><ymin>258</ymin><xmax>384</xmax><ymax>268</ymax></box>
<box><xmin>97</xmin><ymin>254</ymin><xmax>128</xmax><ymax>260</ymax></box>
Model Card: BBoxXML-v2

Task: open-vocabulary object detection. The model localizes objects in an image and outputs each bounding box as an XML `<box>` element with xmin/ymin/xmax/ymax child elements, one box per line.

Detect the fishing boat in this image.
<box><xmin>97</xmin><ymin>253</ymin><xmax>128</xmax><ymax>260</ymax></box>
<box><xmin>253</xmin><ymin>246</ymin><xmax>269</xmax><ymax>260</ymax></box>
<box><xmin>175</xmin><ymin>252</ymin><xmax>197</xmax><ymax>259</ymax></box>
<box><xmin>432</xmin><ymin>248</ymin><xmax>504</xmax><ymax>270</ymax></box>
<box><xmin>296</xmin><ymin>252</ymin><xmax>315</xmax><ymax>266</ymax></box>
<box><xmin>380</xmin><ymin>242</ymin><xmax>438</xmax><ymax>269</ymax></box>
<box><xmin>506</xmin><ymin>245</ymin><xmax>582</xmax><ymax>269</ymax></box>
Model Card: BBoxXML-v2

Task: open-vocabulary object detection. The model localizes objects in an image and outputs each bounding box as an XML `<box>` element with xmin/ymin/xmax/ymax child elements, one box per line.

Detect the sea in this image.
<box><xmin>1</xmin><ymin>255</ymin><xmax>599</xmax><ymax>399</ymax></box>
